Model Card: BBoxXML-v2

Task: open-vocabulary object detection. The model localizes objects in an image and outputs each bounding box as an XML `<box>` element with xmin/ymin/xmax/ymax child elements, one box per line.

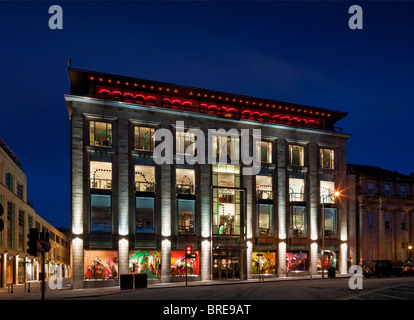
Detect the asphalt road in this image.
<box><xmin>70</xmin><ymin>276</ymin><xmax>414</xmax><ymax>301</ymax></box>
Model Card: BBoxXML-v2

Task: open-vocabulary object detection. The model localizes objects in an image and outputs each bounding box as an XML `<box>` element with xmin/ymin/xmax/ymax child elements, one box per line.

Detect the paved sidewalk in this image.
<box><xmin>0</xmin><ymin>274</ymin><xmax>351</xmax><ymax>300</ymax></box>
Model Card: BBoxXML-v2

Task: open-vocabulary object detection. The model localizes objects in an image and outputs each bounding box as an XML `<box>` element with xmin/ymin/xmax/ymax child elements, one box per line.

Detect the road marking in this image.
<box><xmin>369</xmin><ymin>292</ymin><xmax>407</xmax><ymax>300</ymax></box>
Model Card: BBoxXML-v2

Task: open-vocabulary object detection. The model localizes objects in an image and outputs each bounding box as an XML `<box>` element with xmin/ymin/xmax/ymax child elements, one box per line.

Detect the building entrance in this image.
<box><xmin>213</xmin><ymin>249</ymin><xmax>241</xmax><ymax>280</ymax></box>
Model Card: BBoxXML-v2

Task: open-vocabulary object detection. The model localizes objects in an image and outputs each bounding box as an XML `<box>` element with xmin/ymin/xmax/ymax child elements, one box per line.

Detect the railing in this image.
<box><xmin>90</xmin><ymin>178</ymin><xmax>112</xmax><ymax>190</ymax></box>
<box><xmin>135</xmin><ymin>181</ymin><xmax>155</xmax><ymax>192</ymax></box>
<box><xmin>289</xmin><ymin>193</ymin><xmax>306</xmax><ymax>202</ymax></box>
<box><xmin>256</xmin><ymin>189</ymin><xmax>273</xmax><ymax>200</ymax></box>
<box><xmin>176</xmin><ymin>184</ymin><xmax>196</xmax><ymax>195</ymax></box>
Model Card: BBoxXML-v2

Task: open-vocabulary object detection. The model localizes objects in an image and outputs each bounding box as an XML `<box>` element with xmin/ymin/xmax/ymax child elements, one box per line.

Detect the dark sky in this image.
<box><xmin>0</xmin><ymin>1</ymin><xmax>413</xmax><ymax>228</ymax></box>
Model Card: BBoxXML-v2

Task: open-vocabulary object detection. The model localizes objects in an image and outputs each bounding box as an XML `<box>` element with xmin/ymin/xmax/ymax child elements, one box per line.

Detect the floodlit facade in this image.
<box><xmin>65</xmin><ymin>68</ymin><xmax>352</xmax><ymax>288</ymax></box>
<box><xmin>348</xmin><ymin>164</ymin><xmax>414</xmax><ymax>264</ymax></box>
<box><xmin>0</xmin><ymin>137</ymin><xmax>70</xmax><ymax>287</ymax></box>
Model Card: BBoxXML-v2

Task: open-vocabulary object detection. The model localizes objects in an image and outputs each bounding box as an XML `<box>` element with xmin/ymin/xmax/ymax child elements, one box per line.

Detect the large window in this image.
<box><xmin>290</xmin><ymin>206</ymin><xmax>307</xmax><ymax>238</ymax></box>
<box><xmin>84</xmin><ymin>250</ymin><xmax>118</xmax><ymax>279</ymax></box>
<box><xmin>177</xmin><ymin>199</ymin><xmax>195</xmax><ymax>234</ymax></box>
<box><xmin>385</xmin><ymin>213</ymin><xmax>391</xmax><ymax>230</ymax></box>
<box><xmin>212</xmin><ymin>135</ymin><xmax>240</xmax><ymax>161</ymax></box>
<box><xmin>135</xmin><ymin>165</ymin><xmax>155</xmax><ymax>192</ymax></box>
<box><xmin>258</xmin><ymin>204</ymin><xmax>273</xmax><ymax>236</ymax></box>
<box><xmin>5</xmin><ymin>172</ymin><xmax>13</xmax><ymax>192</ymax></box>
<box><xmin>368</xmin><ymin>212</ymin><xmax>374</xmax><ymax>229</ymax></box>
<box><xmin>176</xmin><ymin>130</ymin><xmax>196</xmax><ymax>156</ymax></box>
<box><xmin>323</xmin><ymin>208</ymin><xmax>337</xmax><ymax>238</ymax></box>
<box><xmin>18</xmin><ymin>210</ymin><xmax>24</xmax><ymax>250</ymax></box>
<box><xmin>7</xmin><ymin>202</ymin><xmax>15</xmax><ymax>248</ymax></box>
<box><xmin>289</xmin><ymin>145</ymin><xmax>304</xmax><ymax>166</ymax></box>
<box><xmin>289</xmin><ymin>172</ymin><xmax>305</xmax><ymax>202</ymax></box>
<box><xmin>17</xmin><ymin>183</ymin><xmax>23</xmax><ymax>199</ymax></box>
<box><xmin>256</xmin><ymin>141</ymin><xmax>272</xmax><ymax>163</ymax></box>
<box><xmin>134</xmin><ymin>126</ymin><xmax>155</xmax><ymax>151</ymax></box>
<box><xmin>400</xmin><ymin>185</ymin><xmax>407</xmax><ymax>198</ymax></box>
<box><xmin>320</xmin><ymin>180</ymin><xmax>335</xmax><ymax>204</ymax></box>
<box><xmin>90</xmin><ymin>195</ymin><xmax>111</xmax><ymax>232</ymax></box>
<box><xmin>212</xmin><ymin>164</ymin><xmax>240</xmax><ymax>188</ymax></box>
<box><xmin>90</xmin><ymin>121</ymin><xmax>112</xmax><ymax>147</ymax></box>
<box><xmin>136</xmin><ymin>197</ymin><xmax>155</xmax><ymax>233</ymax></box>
<box><xmin>256</xmin><ymin>175</ymin><xmax>272</xmax><ymax>200</ymax></box>
<box><xmin>320</xmin><ymin>149</ymin><xmax>334</xmax><ymax>169</ymax></box>
<box><xmin>90</xmin><ymin>161</ymin><xmax>112</xmax><ymax>190</ymax></box>
<box><xmin>176</xmin><ymin>168</ymin><xmax>195</xmax><ymax>195</ymax></box>
<box><xmin>367</xmin><ymin>182</ymin><xmax>375</xmax><ymax>196</ymax></box>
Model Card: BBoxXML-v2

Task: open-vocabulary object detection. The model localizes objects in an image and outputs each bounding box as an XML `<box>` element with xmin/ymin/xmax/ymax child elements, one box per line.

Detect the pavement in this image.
<box><xmin>0</xmin><ymin>273</ymin><xmax>351</xmax><ymax>300</ymax></box>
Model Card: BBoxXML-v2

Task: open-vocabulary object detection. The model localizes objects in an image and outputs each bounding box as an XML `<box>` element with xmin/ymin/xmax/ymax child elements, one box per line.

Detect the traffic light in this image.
<box><xmin>0</xmin><ymin>203</ymin><xmax>4</xmax><ymax>232</ymax></box>
<box><xmin>185</xmin><ymin>245</ymin><xmax>192</xmax><ymax>258</ymax></box>
<box><xmin>27</xmin><ymin>228</ymin><xmax>39</xmax><ymax>256</ymax></box>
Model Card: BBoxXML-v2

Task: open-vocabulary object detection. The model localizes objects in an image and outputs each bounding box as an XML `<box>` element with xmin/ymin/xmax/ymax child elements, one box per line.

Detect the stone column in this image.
<box><xmin>70</xmin><ymin>111</ymin><xmax>84</xmax><ymax>289</ymax></box>
<box><xmin>117</xmin><ymin>118</ymin><xmax>129</xmax><ymax>276</ymax></box>
<box><xmin>308</xmin><ymin>143</ymin><xmax>319</xmax><ymax>275</ymax></box>
<box><xmin>244</xmin><ymin>174</ymin><xmax>253</xmax><ymax>279</ymax></box>
<box><xmin>277</xmin><ymin>139</ymin><xmax>287</xmax><ymax>276</ymax></box>
<box><xmin>200</xmin><ymin>165</ymin><xmax>211</xmax><ymax>281</ymax></box>
<box><xmin>161</xmin><ymin>164</ymin><xmax>172</xmax><ymax>283</ymax></box>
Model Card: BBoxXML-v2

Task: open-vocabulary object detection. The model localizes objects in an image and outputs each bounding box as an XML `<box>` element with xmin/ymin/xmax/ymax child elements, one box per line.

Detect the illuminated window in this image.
<box><xmin>256</xmin><ymin>141</ymin><xmax>272</xmax><ymax>163</ymax></box>
<box><xmin>290</xmin><ymin>206</ymin><xmax>307</xmax><ymax>238</ymax></box>
<box><xmin>320</xmin><ymin>149</ymin><xmax>334</xmax><ymax>169</ymax></box>
<box><xmin>176</xmin><ymin>131</ymin><xmax>196</xmax><ymax>156</ymax></box>
<box><xmin>323</xmin><ymin>208</ymin><xmax>337</xmax><ymax>238</ymax></box>
<box><xmin>258</xmin><ymin>204</ymin><xmax>273</xmax><ymax>236</ymax></box>
<box><xmin>90</xmin><ymin>121</ymin><xmax>112</xmax><ymax>147</ymax></box>
<box><xmin>320</xmin><ymin>181</ymin><xmax>335</xmax><ymax>204</ymax></box>
<box><xmin>212</xmin><ymin>164</ymin><xmax>240</xmax><ymax>188</ymax></box>
<box><xmin>176</xmin><ymin>168</ymin><xmax>195</xmax><ymax>195</ymax></box>
<box><xmin>256</xmin><ymin>175</ymin><xmax>272</xmax><ymax>200</ymax></box>
<box><xmin>90</xmin><ymin>161</ymin><xmax>112</xmax><ymax>190</ymax></box>
<box><xmin>134</xmin><ymin>165</ymin><xmax>155</xmax><ymax>192</ymax></box>
<box><xmin>289</xmin><ymin>172</ymin><xmax>305</xmax><ymax>202</ymax></box>
<box><xmin>134</xmin><ymin>126</ymin><xmax>155</xmax><ymax>151</ymax></box>
<box><xmin>289</xmin><ymin>145</ymin><xmax>304</xmax><ymax>166</ymax></box>
<box><xmin>212</xmin><ymin>135</ymin><xmax>240</xmax><ymax>161</ymax></box>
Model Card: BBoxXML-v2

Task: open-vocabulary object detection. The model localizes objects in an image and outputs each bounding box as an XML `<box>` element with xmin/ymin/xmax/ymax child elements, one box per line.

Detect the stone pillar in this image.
<box><xmin>277</xmin><ymin>139</ymin><xmax>287</xmax><ymax>276</ymax></box>
<box><xmin>244</xmin><ymin>174</ymin><xmax>253</xmax><ymax>279</ymax></box>
<box><xmin>70</xmin><ymin>111</ymin><xmax>84</xmax><ymax>289</ymax></box>
<box><xmin>161</xmin><ymin>164</ymin><xmax>172</xmax><ymax>283</ymax></box>
<box><xmin>308</xmin><ymin>143</ymin><xmax>319</xmax><ymax>274</ymax></box>
<box><xmin>117</xmin><ymin>118</ymin><xmax>129</xmax><ymax>277</ymax></box>
<box><xmin>200</xmin><ymin>165</ymin><xmax>211</xmax><ymax>280</ymax></box>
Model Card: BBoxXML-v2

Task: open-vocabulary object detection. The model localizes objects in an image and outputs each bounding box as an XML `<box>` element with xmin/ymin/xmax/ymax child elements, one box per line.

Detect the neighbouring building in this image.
<box><xmin>347</xmin><ymin>164</ymin><xmax>414</xmax><ymax>265</ymax></box>
<box><xmin>65</xmin><ymin>67</ymin><xmax>353</xmax><ymax>289</ymax></box>
<box><xmin>0</xmin><ymin>137</ymin><xmax>70</xmax><ymax>287</ymax></box>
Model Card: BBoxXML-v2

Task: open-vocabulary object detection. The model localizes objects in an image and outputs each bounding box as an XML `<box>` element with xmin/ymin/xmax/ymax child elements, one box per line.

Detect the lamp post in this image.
<box><xmin>321</xmin><ymin>191</ymin><xmax>340</xmax><ymax>279</ymax></box>
<box><xmin>409</xmin><ymin>245</ymin><xmax>412</xmax><ymax>260</ymax></box>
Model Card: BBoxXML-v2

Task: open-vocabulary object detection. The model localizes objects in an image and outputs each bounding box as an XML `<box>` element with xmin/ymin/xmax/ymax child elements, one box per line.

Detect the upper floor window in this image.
<box><xmin>176</xmin><ymin>168</ymin><xmax>195</xmax><ymax>195</ymax></box>
<box><xmin>134</xmin><ymin>126</ymin><xmax>155</xmax><ymax>151</ymax></box>
<box><xmin>177</xmin><ymin>131</ymin><xmax>196</xmax><ymax>156</ymax></box>
<box><xmin>256</xmin><ymin>141</ymin><xmax>272</xmax><ymax>163</ymax></box>
<box><xmin>367</xmin><ymin>182</ymin><xmax>375</xmax><ymax>196</ymax></box>
<box><xmin>400</xmin><ymin>185</ymin><xmax>407</xmax><ymax>198</ymax></box>
<box><xmin>90</xmin><ymin>161</ymin><xmax>112</xmax><ymax>190</ymax></box>
<box><xmin>135</xmin><ymin>165</ymin><xmax>155</xmax><ymax>192</ymax></box>
<box><xmin>212</xmin><ymin>164</ymin><xmax>240</xmax><ymax>188</ymax></box>
<box><xmin>401</xmin><ymin>214</ymin><xmax>407</xmax><ymax>231</ymax></box>
<box><xmin>17</xmin><ymin>183</ymin><xmax>24</xmax><ymax>200</ymax></box>
<box><xmin>177</xmin><ymin>199</ymin><xmax>195</xmax><ymax>234</ymax></box>
<box><xmin>320</xmin><ymin>180</ymin><xmax>335</xmax><ymax>204</ymax></box>
<box><xmin>368</xmin><ymin>212</ymin><xmax>374</xmax><ymax>229</ymax></box>
<box><xmin>289</xmin><ymin>171</ymin><xmax>305</xmax><ymax>202</ymax></box>
<box><xmin>5</xmin><ymin>172</ymin><xmax>13</xmax><ymax>191</ymax></box>
<box><xmin>289</xmin><ymin>145</ymin><xmax>304</xmax><ymax>166</ymax></box>
<box><xmin>212</xmin><ymin>135</ymin><xmax>240</xmax><ymax>161</ymax></box>
<box><xmin>384</xmin><ymin>184</ymin><xmax>390</xmax><ymax>197</ymax></box>
<box><xmin>320</xmin><ymin>149</ymin><xmax>334</xmax><ymax>170</ymax></box>
<box><xmin>385</xmin><ymin>213</ymin><xmax>391</xmax><ymax>230</ymax></box>
<box><xmin>90</xmin><ymin>121</ymin><xmax>112</xmax><ymax>147</ymax></box>
<box><xmin>256</xmin><ymin>175</ymin><xmax>272</xmax><ymax>200</ymax></box>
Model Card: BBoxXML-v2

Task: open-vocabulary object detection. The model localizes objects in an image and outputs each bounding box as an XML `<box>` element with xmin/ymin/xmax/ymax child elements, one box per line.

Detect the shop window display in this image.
<box><xmin>286</xmin><ymin>252</ymin><xmax>308</xmax><ymax>271</ymax></box>
<box><xmin>252</xmin><ymin>252</ymin><xmax>276</xmax><ymax>274</ymax></box>
<box><xmin>171</xmin><ymin>250</ymin><xmax>199</xmax><ymax>276</ymax></box>
<box><xmin>84</xmin><ymin>250</ymin><xmax>119</xmax><ymax>279</ymax></box>
<box><xmin>129</xmin><ymin>251</ymin><xmax>161</xmax><ymax>278</ymax></box>
<box><xmin>317</xmin><ymin>251</ymin><xmax>337</xmax><ymax>270</ymax></box>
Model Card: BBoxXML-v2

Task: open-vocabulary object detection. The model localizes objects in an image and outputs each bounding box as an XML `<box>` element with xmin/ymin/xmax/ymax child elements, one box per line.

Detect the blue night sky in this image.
<box><xmin>0</xmin><ymin>1</ymin><xmax>413</xmax><ymax>228</ymax></box>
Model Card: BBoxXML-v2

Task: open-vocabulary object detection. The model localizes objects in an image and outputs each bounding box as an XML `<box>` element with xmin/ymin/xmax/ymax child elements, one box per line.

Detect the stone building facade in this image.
<box><xmin>348</xmin><ymin>164</ymin><xmax>414</xmax><ymax>265</ymax></box>
<box><xmin>66</xmin><ymin>68</ymin><xmax>353</xmax><ymax>288</ymax></box>
<box><xmin>0</xmin><ymin>137</ymin><xmax>70</xmax><ymax>287</ymax></box>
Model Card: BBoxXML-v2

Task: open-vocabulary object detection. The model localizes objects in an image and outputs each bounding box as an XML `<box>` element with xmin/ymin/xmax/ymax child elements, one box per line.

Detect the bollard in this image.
<box><xmin>7</xmin><ymin>283</ymin><xmax>13</xmax><ymax>294</ymax></box>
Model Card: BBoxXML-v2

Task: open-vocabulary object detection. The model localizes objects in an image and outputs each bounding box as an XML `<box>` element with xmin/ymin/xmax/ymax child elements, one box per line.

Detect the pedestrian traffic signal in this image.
<box><xmin>27</xmin><ymin>228</ymin><xmax>39</xmax><ymax>256</ymax></box>
<box><xmin>185</xmin><ymin>245</ymin><xmax>192</xmax><ymax>258</ymax></box>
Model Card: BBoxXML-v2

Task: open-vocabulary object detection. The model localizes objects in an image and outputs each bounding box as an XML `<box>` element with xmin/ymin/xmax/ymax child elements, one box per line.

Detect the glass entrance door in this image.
<box><xmin>213</xmin><ymin>250</ymin><xmax>241</xmax><ymax>280</ymax></box>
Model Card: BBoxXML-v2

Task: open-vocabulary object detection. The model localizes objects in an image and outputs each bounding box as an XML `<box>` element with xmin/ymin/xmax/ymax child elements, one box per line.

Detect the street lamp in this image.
<box><xmin>409</xmin><ymin>245</ymin><xmax>412</xmax><ymax>260</ymax></box>
<box><xmin>321</xmin><ymin>191</ymin><xmax>340</xmax><ymax>279</ymax></box>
